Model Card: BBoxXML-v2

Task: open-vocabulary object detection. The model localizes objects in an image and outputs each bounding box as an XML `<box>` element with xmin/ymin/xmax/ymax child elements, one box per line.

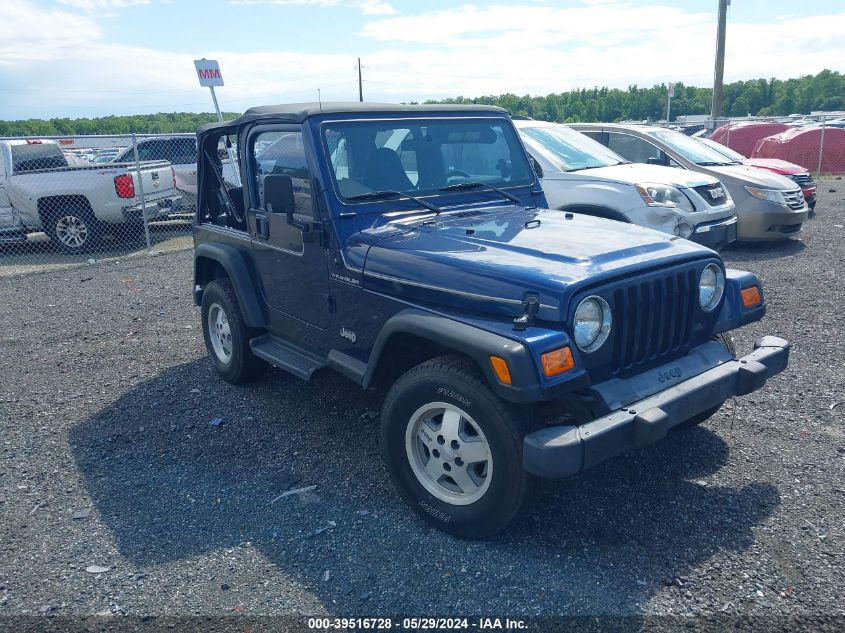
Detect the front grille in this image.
<box><xmin>693</xmin><ymin>184</ymin><xmax>729</xmax><ymax>207</ymax></box>
<box><xmin>780</xmin><ymin>223</ymin><xmax>803</xmax><ymax>234</ymax></box>
<box><xmin>610</xmin><ymin>268</ymin><xmax>698</xmax><ymax>374</ymax></box>
<box><xmin>782</xmin><ymin>189</ymin><xmax>805</xmax><ymax>210</ymax></box>
<box><xmin>791</xmin><ymin>173</ymin><xmax>814</xmax><ymax>187</ymax></box>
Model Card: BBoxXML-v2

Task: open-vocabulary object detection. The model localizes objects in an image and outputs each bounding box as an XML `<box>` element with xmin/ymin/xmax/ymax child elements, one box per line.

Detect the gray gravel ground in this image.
<box><xmin>0</xmin><ymin>188</ymin><xmax>843</xmax><ymax>626</ymax></box>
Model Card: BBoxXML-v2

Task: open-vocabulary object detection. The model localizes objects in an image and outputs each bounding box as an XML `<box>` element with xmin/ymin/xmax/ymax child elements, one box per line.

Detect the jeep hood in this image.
<box><xmin>553</xmin><ymin>163</ymin><xmax>717</xmax><ymax>189</ymax></box>
<box><xmin>359</xmin><ymin>205</ymin><xmax>713</xmax><ymax>321</ymax></box>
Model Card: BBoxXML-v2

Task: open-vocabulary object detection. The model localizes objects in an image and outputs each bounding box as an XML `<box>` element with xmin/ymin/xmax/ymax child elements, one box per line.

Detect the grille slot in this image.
<box><xmin>610</xmin><ymin>269</ymin><xmax>697</xmax><ymax>374</ymax></box>
<box><xmin>782</xmin><ymin>189</ymin><xmax>805</xmax><ymax>210</ymax></box>
<box><xmin>791</xmin><ymin>173</ymin><xmax>814</xmax><ymax>187</ymax></box>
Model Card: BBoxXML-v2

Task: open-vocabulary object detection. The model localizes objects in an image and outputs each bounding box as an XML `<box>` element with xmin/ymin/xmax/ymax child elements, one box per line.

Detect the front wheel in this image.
<box><xmin>380</xmin><ymin>355</ymin><xmax>538</xmax><ymax>538</ymax></box>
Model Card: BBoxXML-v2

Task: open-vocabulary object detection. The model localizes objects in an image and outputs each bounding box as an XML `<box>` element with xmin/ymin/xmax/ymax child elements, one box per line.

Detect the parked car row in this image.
<box><xmin>2</xmin><ymin>113</ymin><xmax>819</xmax><ymax>255</ymax></box>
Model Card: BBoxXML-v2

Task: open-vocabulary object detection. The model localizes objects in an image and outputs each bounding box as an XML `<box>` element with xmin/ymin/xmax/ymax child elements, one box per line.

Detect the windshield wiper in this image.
<box><xmin>696</xmin><ymin>161</ymin><xmax>732</xmax><ymax>167</ymax></box>
<box><xmin>565</xmin><ymin>164</ymin><xmax>607</xmax><ymax>172</ymax></box>
<box><xmin>346</xmin><ymin>190</ymin><xmax>441</xmax><ymax>214</ymax></box>
<box><xmin>440</xmin><ymin>181</ymin><xmax>521</xmax><ymax>205</ymax></box>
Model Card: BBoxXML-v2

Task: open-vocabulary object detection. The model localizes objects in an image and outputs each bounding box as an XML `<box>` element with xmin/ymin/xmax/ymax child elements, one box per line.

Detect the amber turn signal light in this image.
<box><xmin>540</xmin><ymin>346</ymin><xmax>575</xmax><ymax>377</ymax></box>
<box><xmin>489</xmin><ymin>356</ymin><xmax>512</xmax><ymax>385</ymax></box>
<box><xmin>741</xmin><ymin>286</ymin><xmax>761</xmax><ymax>309</ymax></box>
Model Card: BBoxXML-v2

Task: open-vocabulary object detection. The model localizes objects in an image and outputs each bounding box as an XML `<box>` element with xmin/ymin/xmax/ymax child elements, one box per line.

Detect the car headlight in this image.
<box><xmin>744</xmin><ymin>186</ymin><xmax>786</xmax><ymax>205</ymax></box>
<box><xmin>573</xmin><ymin>295</ymin><xmax>612</xmax><ymax>352</ymax></box>
<box><xmin>636</xmin><ymin>183</ymin><xmax>695</xmax><ymax>213</ymax></box>
<box><xmin>699</xmin><ymin>264</ymin><xmax>725</xmax><ymax>312</ymax></box>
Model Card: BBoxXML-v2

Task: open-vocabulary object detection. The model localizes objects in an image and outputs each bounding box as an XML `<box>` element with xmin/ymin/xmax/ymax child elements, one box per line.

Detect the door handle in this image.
<box><xmin>256</xmin><ymin>214</ymin><xmax>269</xmax><ymax>239</ymax></box>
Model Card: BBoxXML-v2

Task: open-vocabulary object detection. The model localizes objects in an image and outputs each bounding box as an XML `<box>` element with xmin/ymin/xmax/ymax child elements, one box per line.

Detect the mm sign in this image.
<box><xmin>194</xmin><ymin>59</ymin><xmax>224</xmax><ymax>87</ymax></box>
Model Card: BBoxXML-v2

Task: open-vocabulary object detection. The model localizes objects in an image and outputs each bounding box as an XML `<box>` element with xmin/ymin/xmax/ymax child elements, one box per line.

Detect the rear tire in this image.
<box><xmin>380</xmin><ymin>355</ymin><xmax>538</xmax><ymax>538</ymax></box>
<box><xmin>44</xmin><ymin>207</ymin><xmax>101</xmax><ymax>254</ymax></box>
<box><xmin>201</xmin><ymin>278</ymin><xmax>267</xmax><ymax>384</ymax></box>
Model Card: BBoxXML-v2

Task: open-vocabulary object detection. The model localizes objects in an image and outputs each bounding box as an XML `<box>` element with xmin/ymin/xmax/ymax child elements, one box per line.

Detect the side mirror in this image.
<box><xmin>263</xmin><ymin>174</ymin><xmax>295</xmax><ymax>223</ymax></box>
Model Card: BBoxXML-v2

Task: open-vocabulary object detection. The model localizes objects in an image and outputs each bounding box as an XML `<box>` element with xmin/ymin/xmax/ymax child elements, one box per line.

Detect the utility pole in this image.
<box><xmin>357</xmin><ymin>57</ymin><xmax>363</xmax><ymax>102</ymax></box>
<box><xmin>711</xmin><ymin>0</ymin><xmax>729</xmax><ymax>123</ymax></box>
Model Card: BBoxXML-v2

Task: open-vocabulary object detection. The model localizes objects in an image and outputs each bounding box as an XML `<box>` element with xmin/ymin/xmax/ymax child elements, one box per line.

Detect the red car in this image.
<box><xmin>700</xmin><ymin>138</ymin><xmax>816</xmax><ymax>211</ymax></box>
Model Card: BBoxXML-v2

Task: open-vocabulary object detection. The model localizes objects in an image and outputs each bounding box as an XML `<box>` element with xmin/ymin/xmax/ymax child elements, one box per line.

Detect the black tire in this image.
<box><xmin>201</xmin><ymin>278</ymin><xmax>267</xmax><ymax>384</ymax></box>
<box><xmin>380</xmin><ymin>355</ymin><xmax>538</xmax><ymax>538</ymax></box>
<box><xmin>43</xmin><ymin>207</ymin><xmax>101</xmax><ymax>254</ymax></box>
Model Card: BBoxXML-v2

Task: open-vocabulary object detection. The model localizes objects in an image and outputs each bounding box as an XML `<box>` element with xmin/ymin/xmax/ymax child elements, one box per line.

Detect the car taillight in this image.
<box><xmin>114</xmin><ymin>173</ymin><xmax>135</xmax><ymax>198</ymax></box>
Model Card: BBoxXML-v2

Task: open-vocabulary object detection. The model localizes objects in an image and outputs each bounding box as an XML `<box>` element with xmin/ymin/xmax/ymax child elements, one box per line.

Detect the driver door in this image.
<box><xmin>246</xmin><ymin>125</ymin><xmax>332</xmax><ymax>329</ymax></box>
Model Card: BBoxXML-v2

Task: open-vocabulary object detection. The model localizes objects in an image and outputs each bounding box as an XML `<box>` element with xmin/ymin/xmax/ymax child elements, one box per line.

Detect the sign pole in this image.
<box><xmin>194</xmin><ymin>58</ymin><xmax>240</xmax><ymax>185</ymax></box>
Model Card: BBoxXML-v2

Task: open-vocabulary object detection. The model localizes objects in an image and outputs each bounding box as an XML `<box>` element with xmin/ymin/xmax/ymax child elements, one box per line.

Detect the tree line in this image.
<box><xmin>429</xmin><ymin>69</ymin><xmax>844</xmax><ymax>123</ymax></box>
<box><xmin>0</xmin><ymin>70</ymin><xmax>842</xmax><ymax>136</ymax></box>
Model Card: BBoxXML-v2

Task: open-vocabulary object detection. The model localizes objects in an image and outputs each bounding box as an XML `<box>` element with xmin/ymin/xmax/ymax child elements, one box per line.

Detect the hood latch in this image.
<box><xmin>513</xmin><ymin>295</ymin><xmax>540</xmax><ymax>331</ymax></box>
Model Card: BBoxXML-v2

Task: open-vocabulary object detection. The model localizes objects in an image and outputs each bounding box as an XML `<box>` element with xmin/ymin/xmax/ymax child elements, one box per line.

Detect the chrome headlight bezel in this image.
<box><xmin>573</xmin><ymin>295</ymin><xmax>612</xmax><ymax>352</ymax></box>
<box><xmin>699</xmin><ymin>263</ymin><xmax>725</xmax><ymax>312</ymax></box>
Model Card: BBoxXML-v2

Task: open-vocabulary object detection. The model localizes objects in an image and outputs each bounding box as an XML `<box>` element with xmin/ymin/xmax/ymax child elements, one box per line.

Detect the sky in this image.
<box><xmin>0</xmin><ymin>0</ymin><xmax>843</xmax><ymax>120</ymax></box>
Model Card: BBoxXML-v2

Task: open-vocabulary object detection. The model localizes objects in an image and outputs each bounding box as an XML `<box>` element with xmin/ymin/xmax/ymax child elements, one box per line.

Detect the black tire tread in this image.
<box><xmin>381</xmin><ymin>354</ymin><xmax>539</xmax><ymax>538</ymax></box>
<box><xmin>201</xmin><ymin>278</ymin><xmax>267</xmax><ymax>384</ymax></box>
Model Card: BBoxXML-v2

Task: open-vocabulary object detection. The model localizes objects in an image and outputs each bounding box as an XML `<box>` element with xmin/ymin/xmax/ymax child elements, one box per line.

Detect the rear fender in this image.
<box><xmin>194</xmin><ymin>242</ymin><xmax>266</xmax><ymax>328</ymax></box>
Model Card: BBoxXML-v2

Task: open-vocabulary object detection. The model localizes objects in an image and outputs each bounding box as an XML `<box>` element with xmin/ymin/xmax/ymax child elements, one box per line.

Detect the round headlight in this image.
<box><xmin>573</xmin><ymin>295</ymin><xmax>612</xmax><ymax>352</ymax></box>
<box><xmin>699</xmin><ymin>264</ymin><xmax>725</xmax><ymax>312</ymax></box>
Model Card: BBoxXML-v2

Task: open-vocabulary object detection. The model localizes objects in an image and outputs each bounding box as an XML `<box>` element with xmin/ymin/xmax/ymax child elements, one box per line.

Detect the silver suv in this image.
<box><xmin>515</xmin><ymin>120</ymin><xmax>737</xmax><ymax>250</ymax></box>
<box><xmin>571</xmin><ymin>123</ymin><xmax>809</xmax><ymax>241</ymax></box>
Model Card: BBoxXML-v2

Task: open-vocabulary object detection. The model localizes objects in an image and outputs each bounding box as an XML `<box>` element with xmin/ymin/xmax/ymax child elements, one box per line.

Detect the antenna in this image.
<box><xmin>317</xmin><ymin>88</ymin><xmax>322</xmax><ymax>112</ymax></box>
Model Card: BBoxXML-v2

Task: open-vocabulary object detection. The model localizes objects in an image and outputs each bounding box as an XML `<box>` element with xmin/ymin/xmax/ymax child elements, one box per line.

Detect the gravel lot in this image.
<box><xmin>1</xmin><ymin>187</ymin><xmax>843</xmax><ymax>625</ymax></box>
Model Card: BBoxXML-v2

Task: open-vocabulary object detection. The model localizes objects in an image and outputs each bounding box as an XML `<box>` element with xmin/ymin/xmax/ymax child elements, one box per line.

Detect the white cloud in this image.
<box><xmin>58</xmin><ymin>0</ymin><xmax>151</xmax><ymax>9</ymax></box>
<box><xmin>0</xmin><ymin>0</ymin><xmax>843</xmax><ymax>119</ymax></box>
<box><xmin>229</xmin><ymin>0</ymin><xmax>396</xmax><ymax>15</ymax></box>
<box><xmin>0</xmin><ymin>0</ymin><xmax>102</xmax><ymax>64</ymax></box>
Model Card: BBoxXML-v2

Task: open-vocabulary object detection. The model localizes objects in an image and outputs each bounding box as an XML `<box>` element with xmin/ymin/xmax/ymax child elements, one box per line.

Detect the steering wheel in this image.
<box><xmin>446</xmin><ymin>169</ymin><xmax>471</xmax><ymax>180</ymax></box>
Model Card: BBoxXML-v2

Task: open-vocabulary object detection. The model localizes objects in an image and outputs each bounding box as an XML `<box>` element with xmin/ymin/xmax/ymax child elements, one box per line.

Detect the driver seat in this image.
<box><xmin>362</xmin><ymin>147</ymin><xmax>413</xmax><ymax>191</ymax></box>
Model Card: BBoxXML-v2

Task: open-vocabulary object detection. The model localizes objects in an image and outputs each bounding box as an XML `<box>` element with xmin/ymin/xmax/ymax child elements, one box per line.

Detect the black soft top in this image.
<box><xmin>197</xmin><ymin>102</ymin><xmax>508</xmax><ymax>134</ymax></box>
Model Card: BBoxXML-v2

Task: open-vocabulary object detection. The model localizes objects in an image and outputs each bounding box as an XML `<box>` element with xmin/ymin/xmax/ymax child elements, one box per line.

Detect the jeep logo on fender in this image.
<box><xmin>339</xmin><ymin>327</ymin><xmax>356</xmax><ymax>343</ymax></box>
<box><xmin>657</xmin><ymin>367</ymin><xmax>683</xmax><ymax>382</ymax></box>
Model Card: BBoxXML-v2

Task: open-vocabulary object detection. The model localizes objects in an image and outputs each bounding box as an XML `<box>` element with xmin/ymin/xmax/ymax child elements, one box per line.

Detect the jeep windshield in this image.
<box><xmin>323</xmin><ymin>118</ymin><xmax>534</xmax><ymax>209</ymax></box>
<box><xmin>646</xmin><ymin>129</ymin><xmax>735</xmax><ymax>167</ymax></box>
<box><xmin>520</xmin><ymin>124</ymin><xmax>626</xmax><ymax>171</ymax></box>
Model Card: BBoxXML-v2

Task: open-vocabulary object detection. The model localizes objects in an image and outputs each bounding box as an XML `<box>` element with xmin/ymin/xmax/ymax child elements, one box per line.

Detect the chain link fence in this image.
<box><xmin>710</xmin><ymin>114</ymin><xmax>845</xmax><ymax>178</ymax></box>
<box><xmin>0</xmin><ymin>133</ymin><xmax>241</xmax><ymax>278</ymax></box>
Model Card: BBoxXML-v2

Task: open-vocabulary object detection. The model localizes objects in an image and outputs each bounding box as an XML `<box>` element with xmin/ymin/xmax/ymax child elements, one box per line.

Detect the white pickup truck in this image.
<box><xmin>0</xmin><ymin>139</ymin><xmax>181</xmax><ymax>252</ymax></box>
<box><xmin>111</xmin><ymin>136</ymin><xmax>239</xmax><ymax>208</ymax></box>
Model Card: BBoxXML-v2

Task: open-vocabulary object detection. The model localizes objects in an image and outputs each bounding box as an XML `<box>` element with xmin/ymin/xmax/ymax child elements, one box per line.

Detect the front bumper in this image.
<box><xmin>736</xmin><ymin>197</ymin><xmax>809</xmax><ymax>241</ymax></box>
<box><xmin>523</xmin><ymin>335</ymin><xmax>789</xmax><ymax>478</ymax></box>
<box><xmin>690</xmin><ymin>215</ymin><xmax>738</xmax><ymax>250</ymax></box>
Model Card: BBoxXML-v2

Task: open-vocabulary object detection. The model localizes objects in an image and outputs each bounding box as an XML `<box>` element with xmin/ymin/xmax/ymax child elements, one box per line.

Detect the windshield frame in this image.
<box><xmin>646</xmin><ymin>129</ymin><xmax>735</xmax><ymax>166</ymax></box>
<box><xmin>520</xmin><ymin>123</ymin><xmax>626</xmax><ymax>172</ymax></box>
<box><xmin>319</xmin><ymin>116</ymin><xmax>537</xmax><ymax>212</ymax></box>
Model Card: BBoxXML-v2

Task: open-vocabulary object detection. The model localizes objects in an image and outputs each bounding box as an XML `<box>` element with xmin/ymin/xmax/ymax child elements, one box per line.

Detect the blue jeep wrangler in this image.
<box><xmin>192</xmin><ymin>103</ymin><xmax>789</xmax><ymax>538</ymax></box>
